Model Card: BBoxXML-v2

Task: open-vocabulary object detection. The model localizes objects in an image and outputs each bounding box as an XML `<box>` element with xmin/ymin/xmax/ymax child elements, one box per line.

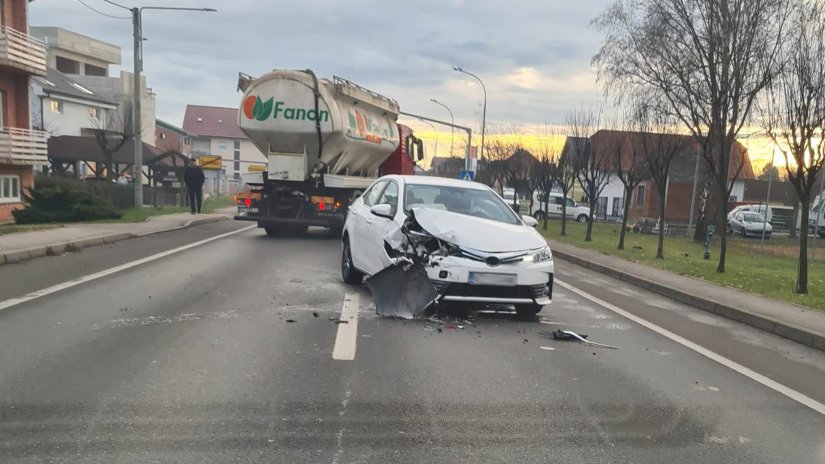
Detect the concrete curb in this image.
<box><xmin>552</xmin><ymin>248</ymin><xmax>825</xmax><ymax>353</ymax></box>
<box><xmin>0</xmin><ymin>216</ymin><xmax>229</xmax><ymax>266</ymax></box>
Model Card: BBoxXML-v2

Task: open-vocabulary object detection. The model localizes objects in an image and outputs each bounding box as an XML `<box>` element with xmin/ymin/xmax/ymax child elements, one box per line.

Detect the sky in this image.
<box><xmin>29</xmin><ymin>0</ymin><xmax>774</xmax><ymax>171</ymax></box>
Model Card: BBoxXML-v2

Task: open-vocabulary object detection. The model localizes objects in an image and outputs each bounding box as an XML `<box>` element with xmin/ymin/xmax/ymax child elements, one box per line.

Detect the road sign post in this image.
<box><xmin>459</xmin><ymin>170</ymin><xmax>474</xmax><ymax>182</ymax></box>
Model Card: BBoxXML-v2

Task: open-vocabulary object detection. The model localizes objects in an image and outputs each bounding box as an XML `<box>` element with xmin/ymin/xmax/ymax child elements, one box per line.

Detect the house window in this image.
<box><xmin>56</xmin><ymin>56</ymin><xmax>80</xmax><ymax>74</ymax></box>
<box><xmin>88</xmin><ymin>107</ymin><xmax>102</xmax><ymax>120</ymax></box>
<box><xmin>0</xmin><ymin>91</ymin><xmax>4</xmax><ymax>127</ymax></box>
<box><xmin>159</xmin><ymin>132</ymin><xmax>167</xmax><ymax>140</ymax></box>
<box><xmin>612</xmin><ymin>197</ymin><xmax>623</xmax><ymax>217</ymax></box>
<box><xmin>233</xmin><ymin>140</ymin><xmax>240</xmax><ymax>150</ymax></box>
<box><xmin>218</xmin><ymin>143</ymin><xmax>228</xmax><ymax>151</ymax></box>
<box><xmin>0</xmin><ymin>175</ymin><xmax>21</xmax><ymax>202</ymax></box>
<box><xmin>50</xmin><ymin>100</ymin><xmax>63</xmax><ymax>114</ymax></box>
<box><xmin>596</xmin><ymin>197</ymin><xmax>608</xmax><ymax>219</ymax></box>
<box><xmin>84</xmin><ymin>63</ymin><xmax>107</xmax><ymax>76</ymax></box>
<box><xmin>635</xmin><ymin>185</ymin><xmax>645</xmax><ymax>208</ymax></box>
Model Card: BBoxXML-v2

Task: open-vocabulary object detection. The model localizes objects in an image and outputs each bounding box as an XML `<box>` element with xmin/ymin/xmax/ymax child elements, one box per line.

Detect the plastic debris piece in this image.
<box><xmin>367</xmin><ymin>261</ymin><xmax>437</xmax><ymax>319</ymax></box>
<box><xmin>540</xmin><ymin>346</ymin><xmax>555</xmax><ymax>351</ymax></box>
<box><xmin>538</xmin><ymin>329</ymin><xmax>619</xmax><ymax>349</ymax></box>
<box><xmin>312</xmin><ymin>312</ymin><xmax>319</xmax><ymax>318</ymax></box>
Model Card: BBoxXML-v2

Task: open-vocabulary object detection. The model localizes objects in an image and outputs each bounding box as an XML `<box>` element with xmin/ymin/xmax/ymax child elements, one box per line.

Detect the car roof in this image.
<box><xmin>388</xmin><ymin>175</ymin><xmax>490</xmax><ymax>191</ymax></box>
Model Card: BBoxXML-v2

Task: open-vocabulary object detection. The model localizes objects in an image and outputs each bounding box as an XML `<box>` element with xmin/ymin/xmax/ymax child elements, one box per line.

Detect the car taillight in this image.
<box><xmin>319</xmin><ymin>202</ymin><xmax>325</xmax><ymax>211</ymax></box>
<box><xmin>244</xmin><ymin>198</ymin><xmax>252</xmax><ymax>207</ymax></box>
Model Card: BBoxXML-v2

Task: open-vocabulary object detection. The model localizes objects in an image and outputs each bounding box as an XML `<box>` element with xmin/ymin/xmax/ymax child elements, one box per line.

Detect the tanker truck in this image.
<box><xmin>233</xmin><ymin>70</ymin><xmax>423</xmax><ymax>235</ymax></box>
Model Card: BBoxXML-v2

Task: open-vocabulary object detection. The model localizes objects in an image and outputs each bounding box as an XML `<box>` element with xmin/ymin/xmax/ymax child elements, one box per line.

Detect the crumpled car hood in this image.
<box><xmin>410</xmin><ymin>206</ymin><xmax>547</xmax><ymax>252</ymax></box>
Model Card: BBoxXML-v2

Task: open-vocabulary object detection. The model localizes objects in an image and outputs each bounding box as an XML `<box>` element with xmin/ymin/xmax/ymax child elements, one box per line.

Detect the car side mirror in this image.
<box><xmin>370</xmin><ymin>203</ymin><xmax>394</xmax><ymax>219</ymax></box>
<box><xmin>522</xmin><ymin>215</ymin><xmax>538</xmax><ymax>227</ymax></box>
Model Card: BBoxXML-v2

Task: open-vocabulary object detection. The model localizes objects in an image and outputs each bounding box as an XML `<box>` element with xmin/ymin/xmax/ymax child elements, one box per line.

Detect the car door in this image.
<box><xmin>349</xmin><ymin>180</ymin><xmax>387</xmax><ymax>273</ymax></box>
<box><xmin>362</xmin><ymin>180</ymin><xmax>401</xmax><ymax>274</ymax></box>
<box><xmin>733</xmin><ymin>212</ymin><xmax>744</xmax><ymax>233</ymax></box>
<box><xmin>548</xmin><ymin>196</ymin><xmax>562</xmax><ymax>217</ymax></box>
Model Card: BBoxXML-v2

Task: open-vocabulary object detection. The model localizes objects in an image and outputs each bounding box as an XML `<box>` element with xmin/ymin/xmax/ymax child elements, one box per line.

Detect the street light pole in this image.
<box><xmin>130</xmin><ymin>6</ymin><xmax>217</xmax><ymax>208</ymax></box>
<box><xmin>418</xmin><ymin>119</ymin><xmax>438</xmax><ymax>158</ymax></box>
<box><xmin>430</xmin><ymin>98</ymin><xmax>454</xmax><ymax>157</ymax></box>
<box><xmin>453</xmin><ymin>66</ymin><xmax>486</xmax><ymax>164</ymax></box>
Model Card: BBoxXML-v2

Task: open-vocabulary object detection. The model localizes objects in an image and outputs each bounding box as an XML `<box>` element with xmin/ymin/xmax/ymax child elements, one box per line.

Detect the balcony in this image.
<box><xmin>0</xmin><ymin>26</ymin><xmax>47</xmax><ymax>76</ymax></box>
<box><xmin>0</xmin><ymin>126</ymin><xmax>49</xmax><ymax>164</ymax></box>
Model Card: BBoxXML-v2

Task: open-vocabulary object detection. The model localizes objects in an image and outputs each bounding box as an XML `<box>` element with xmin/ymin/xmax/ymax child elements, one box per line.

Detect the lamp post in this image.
<box><xmin>128</xmin><ymin>5</ymin><xmax>217</xmax><ymax>208</ymax></box>
<box><xmin>418</xmin><ymin>119</ymin><xmax>439</xmax><ymax>158</ymax></box>
<box><xmin>453</xmin><ymin>66</ymin><xmax>486</xmax><ymax>163</ymax></box>
<box><xmin>430</xmin><ymin>98</ymin><xmax>454</xmax><ymax>157</ymax></box>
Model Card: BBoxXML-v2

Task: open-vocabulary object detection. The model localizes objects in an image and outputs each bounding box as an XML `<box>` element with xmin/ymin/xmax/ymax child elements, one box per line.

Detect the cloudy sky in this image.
<box><xmin>30</xmin><ymin>0</ymin><xmax>609</xmax><ymax>135</ymax></box>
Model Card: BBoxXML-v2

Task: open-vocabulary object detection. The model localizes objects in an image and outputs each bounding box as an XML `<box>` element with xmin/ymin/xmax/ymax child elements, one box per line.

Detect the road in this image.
<box><xmin>2</xmin><ymin>220</ymin><xmax>825</xmax><ymax>463</ymax></box>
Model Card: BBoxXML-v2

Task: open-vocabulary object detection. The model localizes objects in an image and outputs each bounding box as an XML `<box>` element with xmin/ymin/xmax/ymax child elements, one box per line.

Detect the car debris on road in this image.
<box><xmin>538</xmin><ymin>329</ymin><xmax>620</xmax><ymax>350</ymax></box>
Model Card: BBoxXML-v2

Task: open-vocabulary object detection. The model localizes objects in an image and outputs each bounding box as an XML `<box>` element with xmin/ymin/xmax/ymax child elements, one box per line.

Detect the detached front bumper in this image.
<box><xmin>426</xmin><ymin>256</ymin><xmax>554</xmax><ymax>305</ymax></box>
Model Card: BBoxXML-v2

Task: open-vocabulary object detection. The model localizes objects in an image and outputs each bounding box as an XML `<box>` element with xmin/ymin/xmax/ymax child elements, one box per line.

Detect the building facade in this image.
<box><xmin>30</xmin><ymin>27</ymin><xmax>156</xmax><ymax>144</ymax></box>
<box><xmin>155</xmin><ymin>119</ymin><xmax>191</xmax><ymax>155</ymax></box>
<box><xmin>31</xmin><ymin>68</ymin><xmax>117</xmax><ymax>138</ymax></box>
<box><xmin>0</xmin><ymin>0</ymin><xmax>49</xmax><ymax>222</ymax></box>
<box><xmin>182</xmin><ymin>105</ymin><xmax>265</xmax><ymax>180</ymax></box>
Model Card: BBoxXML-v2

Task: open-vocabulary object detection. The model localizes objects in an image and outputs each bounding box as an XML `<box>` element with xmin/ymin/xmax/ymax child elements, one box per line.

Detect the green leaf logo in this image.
<box><xmin>254</xmin><ymin>97</ymin><xmax>274</xmax><ymax>121</ymax></box>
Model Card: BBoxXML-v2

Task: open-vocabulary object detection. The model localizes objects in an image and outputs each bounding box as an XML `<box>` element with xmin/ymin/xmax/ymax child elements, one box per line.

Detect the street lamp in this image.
<box><xmin>418</xmin><ymin>118</ymin><xmax>439</xmax><ymax>158</ymax></box>
<box><xmin>430</xmin><ymin>98</ymin><xmax>454</xmax><ymax>158</ymax></box>
<box><xmin>126</xmin><ymin>5</ymin><xmax>217</xmax><ymax>207</ymax></box>
<box><xmin>453</xmin><ymin>66</ymin><xmax>486</xmax><ymax>163</ymax></box>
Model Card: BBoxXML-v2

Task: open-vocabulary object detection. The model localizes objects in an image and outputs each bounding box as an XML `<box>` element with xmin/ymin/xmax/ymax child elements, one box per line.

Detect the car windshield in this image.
<box><xmin>743</xmin><ymin>212</ymin><xmax>764</xmax><ymax>222</ymax></box>
<box><xmin>404</xmin><ymin>184</ymin><xmax>520</xmax><ymax>225</ymax></box>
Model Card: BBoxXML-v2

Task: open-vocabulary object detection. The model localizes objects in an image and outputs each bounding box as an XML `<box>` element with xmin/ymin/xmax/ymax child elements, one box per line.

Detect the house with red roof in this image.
<box><xmin>182</xmin><ymin>104</ymin><xmax>265</xmax><ymax>181</ymax></box>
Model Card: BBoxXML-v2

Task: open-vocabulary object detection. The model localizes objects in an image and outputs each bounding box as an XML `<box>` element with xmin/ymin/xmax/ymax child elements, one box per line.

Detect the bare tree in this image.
<box><xmin>556</xmin><ymin>137</ymin><xmax>582</xmax><ymax>236</ymax></box>
<box><xmin>534</xmin><ymin>126</ymin><xmax>565</xmax><ymax>230</ymax></box>
<box><xmin>636</xmin><ymin>109</ymin><xmax>689</xmax><ymax>259</ymax></box>
<box><xmin>762</xmin><ymin>0</ymin><xmax>825</xmax><ymax>294</ymax></box>
<box><xmin>593</xmin><ymin>0</ymin><xmax>791</xmax><ymax>272</ymax></box>
<box><xmin>600</xmin><ymin>114</ymin><xmax>649</xmax><ymax>250</ymax></box>
<box><xmin>568</xmin><ymin>105</ymin><xmax>612</xmax><ymax>242</ymax></box>
<box><xmin>90</xmin><ymin>105</ymin><xmax>133</xmax><ymax>184</ymax></box>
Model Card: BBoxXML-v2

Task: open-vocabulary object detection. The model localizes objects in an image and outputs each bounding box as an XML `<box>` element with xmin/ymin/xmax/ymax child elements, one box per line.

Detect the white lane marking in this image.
<box><xmin>332</xmin><ymin>293</ymin><xmax>359</xmax><ymax>361</ymax></box>
<box><xmin>556</xmin><ymin>278</ymin><xmax>825</xmax><ymax>417</ymax></box>
<box><xmin>0</xmin><ymin>225</ymin><xmax>255</xmax><ymax>312</ymax></box>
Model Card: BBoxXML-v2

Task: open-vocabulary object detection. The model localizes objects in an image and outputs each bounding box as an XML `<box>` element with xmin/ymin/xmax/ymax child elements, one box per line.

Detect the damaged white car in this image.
<box><xmin>341</xmin><ymin>175</ymin><xmax>554</xmax><ymax>317</ymax></box>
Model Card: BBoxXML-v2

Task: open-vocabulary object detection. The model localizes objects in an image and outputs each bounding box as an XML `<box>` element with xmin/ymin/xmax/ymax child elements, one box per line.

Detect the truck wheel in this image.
<box><xmin>577</xmin><ymin>214</ymin><xmax>588</xmax><ymax>223</ymax></box>
<box><xmin>341</xmin><ymin>238</ymin><xmax>364</xmax><ymax>284</ymax></box>
<box><xmin>264</xmin><ymin>226</ymin><xmax>281</xmax><ymax>237</ymax></box>
<box><xmin>515</xmin><ymin>303</ymin><xmax>543</xmax><ymax>318</ymax></box>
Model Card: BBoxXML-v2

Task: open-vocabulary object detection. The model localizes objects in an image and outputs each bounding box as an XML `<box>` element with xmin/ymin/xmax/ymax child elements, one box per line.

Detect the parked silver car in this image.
<box><xmin>728</xmin><ymin>211</ymin><xmax>772</xmax><ymax>238</ymax></box>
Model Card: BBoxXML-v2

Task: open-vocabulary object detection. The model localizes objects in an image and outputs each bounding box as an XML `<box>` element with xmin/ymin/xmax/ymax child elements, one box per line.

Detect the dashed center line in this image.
<box><xmin>332</xmin><ymin>293</ymin><xmax>360</xmax><ymax>361</ymax></box>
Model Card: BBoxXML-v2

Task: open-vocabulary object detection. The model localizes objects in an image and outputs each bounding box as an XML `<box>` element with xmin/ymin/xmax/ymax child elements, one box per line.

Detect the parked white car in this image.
<box><xmin>341</xmin><ymin>176</ymin><xmax>554</xmax><ymax>316</ymax></box>
<box><xmin>531</xmin><ymin>192</ymin><xmax>590</xmax><ymax>223</ymax></box>
<box><xmin>728</xmin><ymin>204</ymin><xmax>773</xmax><ymax>223</ymax></box>
<box><xmin>728</xmin><ymin>211</ymin><xmax>772</xmax><ymax>238</ymax></box>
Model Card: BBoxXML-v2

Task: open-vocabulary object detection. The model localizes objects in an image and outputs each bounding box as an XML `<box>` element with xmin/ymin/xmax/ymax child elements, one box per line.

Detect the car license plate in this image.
<box><xmin>468</xmin><ymin>272</ymin><xmax>517</xmax><ymax>286</ymax></box>
<box><xmin>237</xmin><ymin>206</ymin><xmax>259</xmax><ymax>213</ymax></box>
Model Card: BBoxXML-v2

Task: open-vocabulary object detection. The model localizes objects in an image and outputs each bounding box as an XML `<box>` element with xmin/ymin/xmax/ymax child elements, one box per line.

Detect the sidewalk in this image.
<box><xmin>0</xmin><ymin>208</ymin><xmax>233</xmax><ymax>265</ymax></box>
<box><xmin>546</xmin><ymin>237</ymin><xmax>825</xmax><ymax>352</ymax></box>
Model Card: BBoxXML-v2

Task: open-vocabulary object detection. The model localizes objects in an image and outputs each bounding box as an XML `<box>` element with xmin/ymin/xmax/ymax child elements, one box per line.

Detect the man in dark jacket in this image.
<box><xmin>183</xmin><ymin>158</ymin><xmax>206</xmax><ymax>214</ymax></box>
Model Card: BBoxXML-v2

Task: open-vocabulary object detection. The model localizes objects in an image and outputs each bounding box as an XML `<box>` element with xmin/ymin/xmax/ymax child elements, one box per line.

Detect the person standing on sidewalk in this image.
<box><xmin>183</xmin><ymin>158</ymin><xmax>205</xmax><ymax>214</ymax></box>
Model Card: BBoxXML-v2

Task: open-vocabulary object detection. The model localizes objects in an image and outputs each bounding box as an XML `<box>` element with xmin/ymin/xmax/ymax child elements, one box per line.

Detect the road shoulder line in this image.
<box><xmin>556</xmin><ymin>278</ymin><xmax>825</xmax><ymax>417</ymax></box>
<box><xmin>332</xmin><ymin>293</ymin><xmax>360</xmax><ymax>361</ymax></box>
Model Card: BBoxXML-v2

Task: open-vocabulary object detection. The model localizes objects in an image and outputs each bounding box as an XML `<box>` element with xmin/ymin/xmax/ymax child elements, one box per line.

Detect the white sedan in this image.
<box><xmin>341</xmin><ymin>175</ymin><xmax>554</xmax><ymax>316</ymax></box>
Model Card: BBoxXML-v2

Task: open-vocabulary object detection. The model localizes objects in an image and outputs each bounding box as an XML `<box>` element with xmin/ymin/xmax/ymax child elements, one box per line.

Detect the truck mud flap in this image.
<box><xmin>366</xmin><ymin>262</ymin><xmax>437</xmax><ymax>319</ymax></box>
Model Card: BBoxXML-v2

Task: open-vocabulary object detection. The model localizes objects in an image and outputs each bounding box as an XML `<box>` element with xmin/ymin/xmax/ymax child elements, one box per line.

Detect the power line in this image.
<box><xmin>75</xmin><ymin>0</ymin><xmax>130</xmax><ymax>19</ymax></box>
<box><xmin>101</xmin><ymin>0</ymin><xmax>132</xmax><ymax>10</ymax></box>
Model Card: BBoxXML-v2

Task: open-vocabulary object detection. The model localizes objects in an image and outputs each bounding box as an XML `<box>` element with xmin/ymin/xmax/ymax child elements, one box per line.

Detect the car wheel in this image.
<box><xmin>515</xmin><ymin>303</ymin><xmax>543</xmax><ymax>318</ymax></box>
<box><xmin>341</xmin><ymin>237</ymin><xmax>364</xmax><ymax>284</ymax></box>
<box><xmin>728</xmin><ymin>225</ymin><xmax>733</xmax><ymax>235</ymax></box>
<box><xmin>577</xmin><ymin>214</ymin><xmax>588</xmax><ymax>223</ymax></box>
<box><xmin>533</xmin><ymin>211</ymin><xmax>546</xmax><ymax>221</ymax></box>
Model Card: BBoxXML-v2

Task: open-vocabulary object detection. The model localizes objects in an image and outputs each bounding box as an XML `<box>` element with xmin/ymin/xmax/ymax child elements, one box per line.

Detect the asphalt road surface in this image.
<box><xmin>2</xmin><ymin>221</ymin><xmax>825</xmax><ymax>463</ymax></box>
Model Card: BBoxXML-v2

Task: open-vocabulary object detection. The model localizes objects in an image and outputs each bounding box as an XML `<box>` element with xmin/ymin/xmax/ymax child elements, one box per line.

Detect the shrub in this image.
<box><xmin>12</xmin><ymin>176</ymin><xmax>122</xmax><ymax>224</ymax></box>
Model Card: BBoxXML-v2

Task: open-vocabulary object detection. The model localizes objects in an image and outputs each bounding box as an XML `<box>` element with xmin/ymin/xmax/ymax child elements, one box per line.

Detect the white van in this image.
<box><xmin>531</xmin><ymin>192</ymin><xmax>591</xmax><ymax>222</ymax></box>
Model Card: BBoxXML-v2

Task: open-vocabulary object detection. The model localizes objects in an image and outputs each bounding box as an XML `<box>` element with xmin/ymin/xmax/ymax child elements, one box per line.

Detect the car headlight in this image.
<box><xmin>524</xmin><ymin>246</ymin><xmax>553</xmax><ymax>263</ymax></box>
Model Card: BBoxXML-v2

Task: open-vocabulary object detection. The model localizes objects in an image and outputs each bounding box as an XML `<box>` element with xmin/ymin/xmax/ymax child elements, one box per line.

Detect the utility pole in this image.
<box><xmin>688</xmin><ymin>149</ymin><xmax>701</xmax><ymax>232</ymax></box>
<box><xmin>760</xmin><ymin>156</ymin><xmax>774</xmax><ymax>251</ymax></box>
<box><xmin>124</xmin><ymin>5</ymin><xmax>217</xmax><ymax>208</ymax></box>
<box><xmin>131</xmin><ymin>7</ymin><xmax>142</xmax><ymax>208</ymax></box>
